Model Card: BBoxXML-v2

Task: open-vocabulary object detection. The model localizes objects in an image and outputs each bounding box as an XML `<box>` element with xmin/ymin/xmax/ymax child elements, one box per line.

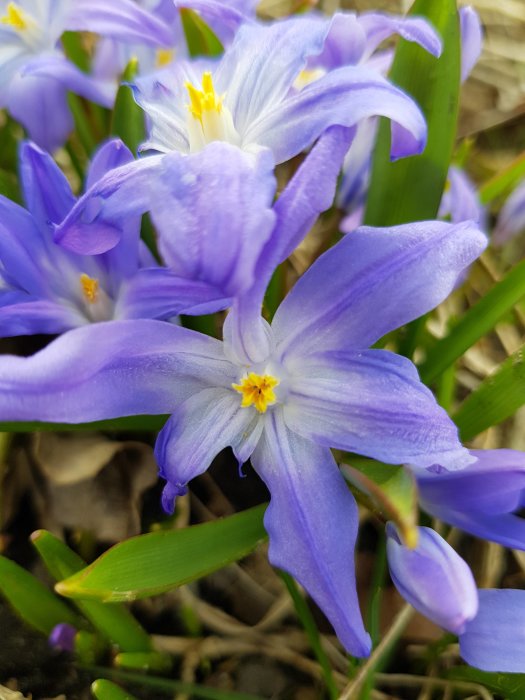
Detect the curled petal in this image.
<box><xmin>386</xmin><ymin>523</ymin><xmax>478</xmax><ymax>634</ymax></box>
<box><xmin>359</xmin><ymin>12</ymin><xmax>442</xmax><ymax>61</ymax></box>
<box><xmin>252</xmin><ymin>411</ymin><xmax>371</xmax><ymax>657</ymax></box>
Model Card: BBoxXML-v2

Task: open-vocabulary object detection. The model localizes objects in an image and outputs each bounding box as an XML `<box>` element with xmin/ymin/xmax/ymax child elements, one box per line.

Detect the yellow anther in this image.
<box><xmin>80</xmin><ymin>274</ymin><xmax>99</xmax><ymax>304</ymax></box>
<box><xmin>232</xmin><ymin>373</ymin><xmax>280</xmax><ymax>414</ymax></box>
<box><xmin>155</xmin><ymin>48</ymin><xmax>174</xmax><ymax>68</ymax></box>
<box><xmin>1</xmin><ymin>2</ymin><xmax>27</xmax><ymax>29</ymax></box>
<box><xmin>185</xmin><ymin>72</ymin><xmax>222</xmax><ymax>123</ymax></box>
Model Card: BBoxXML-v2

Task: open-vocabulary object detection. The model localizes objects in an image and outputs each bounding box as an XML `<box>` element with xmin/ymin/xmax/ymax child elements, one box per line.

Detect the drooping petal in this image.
<box><xmin>245</xmin><ymin>64</ymin><xmax>427</xmax><ymax>164</ymax></box>
<box><xmin>283</xmin><ymin>349</ymin><xmax>470</xmax><ymax>471</ymax></box>
<box><xmin>7</xmin><ymin>70</ymin><xmax>74</xmax><ymax>152</ymax></box>
<box><xmin>0</xmin><ymin>320</ymin><xmax>230</xmax><ymax>422</ymax></box>
<box><xmin>438</xmin><ymin>165</ymin><xmax>486</xmax><ymax>228</ymax></box>
<box><xmin>272</xmin><ymin>221</ymin><xmax>487</xmax><ymax>358</ymax></box>
<box><xmin>386</xmin><ymin>523</ymin><xmax>478</xmax><ymax>634</ymax></box>
<box><xmin>358</xmin><ymin>12</ymin><xmax>442</xmax><ymax>62</ymax></box>
<box><xmin>116</xmin><ymin>267</ymin><xmax>231</xmax><ymax>320</ymax></box>
<box><xmin>460</xmin><ymin>590</ymin><xmax>525</xmax><ymax>672</ymax></box>
<box><xmin>223</xmin><ymin>125</ymin><xmax>354</xmax><ymax>366</ymax></box>
<box><xmin>55</xmin><ymin>154</ymin><xmax>164</xmax><ymax>254</ymax></box>
<box><xmin>64</xmin><ymin>0</ymin><xmax>173</xmax><ymax>47</ymax></box>
<box><xmin>150</xmin><ymin>143</ymin><xmax>276</xmax><ymax>298</ymax></box>
<box><xmin>251</xmin><ymin>410</ymin><xmax>371</xmax><ymax>657</ymax></box>
<box><xmin>19</xmin><ymin>141</ymin><xmax>75</xmax><ymax>226</ymax></box>
<box><xmin>155</xmin><ymin>387</ymin><xmax>252</xmax><ymax>512</ymax></box>
<box><xmin>459</xmin><ymin>6</ymin><xmax>483</xmax><ymax>82</ymax></box>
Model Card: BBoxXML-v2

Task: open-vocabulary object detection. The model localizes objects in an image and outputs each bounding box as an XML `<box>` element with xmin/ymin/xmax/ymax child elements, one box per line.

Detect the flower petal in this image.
<box><xmin>86</xmin><ymin>138</ymin><xmax>135</xmax><ymax>188</ymax></box>
<box><xmin>272</xmin><ymin>220</ymin><xmax>487</xmax><ymax>358</ymax></box>
<box><xmin>460</xmin><ymin>590</ymin><xmax>525</xmax><ymax>672</ymax></box>
<box><xmin>0</xmin><ymin>298</ymin><xmax>84</xmax><ymax>337</ymax></box>
<box><xmin>283</xmin><ymin>349</ymin><xmax>470</xmax><ymax>471</ymax></box>
<box><xmin>245</xmin><ymin>64</ymin><xmax>427</xmax><ymax>164</ymax></box>
<box><xmin>359</xmin><ymin>12</ymin><xmax>442</xmax><ymax>61</ymax></box>
<box><xmin>251</xmin><ymin>410</ymin><xmax>371</xmax><ymax>657</ymax></box>
<box><xmin>155</xmin><ymin>387</ymin><xmax>250</xmax><ymax>511</ymax></box>
<box><xmin>386</xmin><ymin>523</ymin><xmax>478</xmax><ymax>634</ymax></box>
<box><xmin>493</xmin><ymin>180</ymin><xmax>525</xmax><ymax>246</ymax></box>
<box><xmin>19</xmin><ymin>141</ymin><xmax>76</xmax><ymax>226</ymax></box>
<box><xmin>0</xmin><ymin>320</ymin><xmax>230</xmax><ymax>422</ymax></box>
<box><xmin>459</xmin><ymin>6</ymin><xmax>483</xmax><ymax>82</ymax></box>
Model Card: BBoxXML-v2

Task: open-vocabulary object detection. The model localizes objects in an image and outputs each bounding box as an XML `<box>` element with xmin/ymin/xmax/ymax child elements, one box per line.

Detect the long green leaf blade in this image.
<box><xmin>0</xmin><ymin>415</ymin><xmax>168</xmax><ymax>433</ymax></box>
<box><xmin>0</xmin><ymin>554</ymin><xmax>80</xmax><ymax>635</ymax></box>
<box><xmin>454</xmin><ymin>347</ymin><xmax>525</xmax><ymax>441</ymax></box>
<box><xmin>364</xmin><ymin>0</ymin><xmax>460</xmax><ymax>225</ymax></box>
<box><xmin>419</xmin><ymin>257</ymin><xmax>525</xmax><ymax>383</ymax></box>
<box><xmin>32</xmin><ymin>530</ymin><xmax>152</xmax><ymax>652</ymax></box>
<box><xmin>111</xmin><ymin>58</ymin><xmax>145</xmax><ymax>156</ymax></box>
<box><xmin>57</xmin><ymin>505</ymin><xmax>268</xmax><ymax>601</ymax></box>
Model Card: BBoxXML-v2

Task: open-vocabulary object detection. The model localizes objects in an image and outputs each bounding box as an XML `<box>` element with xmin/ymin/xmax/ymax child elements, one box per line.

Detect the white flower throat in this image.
<box><xmin>184</xmin><ymin>72</ymin><xmax>240</xmax><ymax>152</ymax></box>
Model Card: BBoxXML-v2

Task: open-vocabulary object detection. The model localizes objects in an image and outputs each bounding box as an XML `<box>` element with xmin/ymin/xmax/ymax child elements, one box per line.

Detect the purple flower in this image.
<box><xmin>417</xmin><ymin>449</ymin><xmax>525</xmax><ymax>550</ymax></box>
<box><xmin>386</xmin><ymin>523</ymin><xmax>478</xmax><ymax>634</ymax></box>
<box><xmin>130</xmin><ymin>15</ymin><xmax>428</xmax><ymax>163</ymax></box>
<box><xmin>460</xmin><ymin>589</ymin><xmax>525</xmax><ymax>672</ymax></box>
<box><xmin>0</xmin><ymin>218</ymin><xmax>485</xmax><ymax>655</ymax></box>
<box><xmin>0</xmin><ymin>138</ymin><xmax>166</xmax><ymax>336</ymax></box>
<box><xmin>0</xmin><ymin>0</ymin><xmax>172</xmax><ymax>150</ymax></box>
<box><xmin>493</xmin><ymin>180</ymin><xmax>525</xmax><ymax>246</ymax></box>
<box><xmin>438</xmin><ymin>165</ymin><xmax>486</xmax><ymax>229</ymax></box>
<box><xmin>49</xmin><ymin>622</ymin><xmax>77</xmax><ymax>653</ymax></box>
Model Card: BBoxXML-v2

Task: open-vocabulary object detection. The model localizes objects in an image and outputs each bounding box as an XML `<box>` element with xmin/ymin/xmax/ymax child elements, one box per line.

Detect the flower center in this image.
<box><xmin>79</xmin><ymin>273</ymin><xmax>99</xmax><ymax>304</ymax></box>
<box><xmin>1</xmin><ymin>2</ymin><xmax>27</xmax><ymax>29</ymax></box>
<box><xmin>184</xmin><ymin>72</ymin><xmax>240</xmax><ymax>152</ymax></box>
<box><xmin>232</xmin><ymin>372</ymin><xmax>280</xmax><ymax>414</ymax></box>
<box><xmin>156</xmin><ymin>48</ymin><xmax>174</xmax><ymax>68</ymax></box>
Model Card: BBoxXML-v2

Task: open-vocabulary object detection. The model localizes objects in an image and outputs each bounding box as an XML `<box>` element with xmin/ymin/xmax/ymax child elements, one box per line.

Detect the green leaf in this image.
<box><xmin>32</xmin><ymin>530</ymin><xmax>152</xmax><ymax>652</ymax></box>
<box><xmin>0</xmin><ymin>554</ymin><xmax>80</xmax><ymax>635</ymax></box>
<box><xmin>479</xmin><ymin>149</ymin><xmax>525</xmax><ymax>205</ymax></box>
<box><xmin>61</xmin><ymin>31</ymin><xmax>90</xmax><ymax>73</ymax></box>
<box><xmin>57</xmin><ymin>505</ymin><xmax>268</xmax><ymax>602</ymax></box>
<box><xmin>111</xmin><ymin>58</ymin><xmax>145</xmax><ymax>156</ymax></box>
<box><xmin>419</xmin><ymin>257</ymin><xmax>525</xmax><ymax>384</ymax></box>
<box><xmin>454</xmin><ymin>347</ymin><xmax>525</xmax><ymax>441</ymax></box>
<box><xmin>447</xmin><ymin>667</ymin><xmax>525</xmax><ymax>700</ymax></box>
<box><xmin>342</xmin><ymin>460</ymin><xmax>418</xmax><ymax>548</ymax></box>
<box><xmin>114</xmin><ymin>651</ymin><xmax>172</xmax><ymax>673</ymax></box>
<box><xmin>364</xmin><ymin>0</ymin><xmax>460</xmax><ymax>225</ymax></box>
<box><xmin>92</xmin><ymin>679</ymin><xmax>140</xmax><ymax>700</ymax></box>
<box><xmin>180</xmin><ymin>8</ymin><xmax>224</xmax><ymax>58</ymax></box>
<box><xmin>0</xmin><ymin>414</ymin><xmax>168</xmax><ymax>433</ymax></box>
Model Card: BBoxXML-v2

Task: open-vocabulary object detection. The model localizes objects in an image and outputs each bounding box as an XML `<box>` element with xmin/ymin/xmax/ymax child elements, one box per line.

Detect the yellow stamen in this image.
<box><xmin>0</xmin><ymin>2</ymin><xmax>27</xmax><ymax>29</ymax></box>
<box><xmin>185</xmin><ymin>72</ymin><xmax>223</xmax><ymax>123</ymax></box>
<box><xmin>155</xmin><ymin>48</ymin><xmax>174</xmax><ymax>68</ymax></box>
<box><xmin>232</xmin><ymin>373</ymin><xmax>280</xmax><ymax>414</ymax></box>
<box><xmin>80</xmin><ymin>274</ymin><xmax>99</xmax><ymax>304</ymax></box>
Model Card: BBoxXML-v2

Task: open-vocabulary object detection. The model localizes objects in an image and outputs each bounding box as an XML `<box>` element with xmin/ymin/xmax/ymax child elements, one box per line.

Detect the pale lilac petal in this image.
<box><xmin>310</xmin><ymin>12</ymin><xmax>366</xmax><ymax>70</ymax></box>
<box><xmin>0</xmin><ymin>298</ymin><xmax>83</xmax><ymax>337</ymax></box>
<box><xmin>215</xmin><ymin>17</ymin><xmax>330</xmax><ymax>136</ymax></box>
<box><xmin>7</xmin><ymin>71</ymin><xmax>73</xmax><ymax>152</ymax></box>
<box><xmin>150</xmin><ymin>144</ymin><xmax>276</xmax><ymax>297</ymax></box>
<box><xmin>272</xmin><ymin>221</ymin><xmax>487</xmax><ymax>358</ymax></box>
<box><xmin>386</xmin><ymin>523</ymin><xmax>478</xmax><ymax>634</ymax></box>
<box><xmin>55</xmin><ymin>155</ymin><xmax>164</xmax><ymax>254</ymax></box>
<box><xmin>117</xmin><ymin>268</ymin><xmax>231</xmax><ymax>319</ymax></box>
<box><xmin>459</xmin><ymin>6</ymin><xmax>483</xmax><ymax>82</ymax></box>
<box><xmin>359</xmin><ymin>12</ymin><xmax>442</xmax><ymax>61</ymax></box>
<box><xmin>172</xmin><ymin>0</ymin><xmax>255</xmax><ymax>44</ymax></box>
<box><xmin>86</xmin><ymin>139</ymin><xmax>135</xmax><ymax>188</ymax></box>
<box><xmin>283</xmin><ymin>349</ymin><xmax>470</xmax><ymax>471</ymax></box>
<box><xmin>438</xmin><ymin>165</ymin><xmax>486</xmax><ymax>227</ymax></box>
<box><xmin>64</xmin><ymin>0</ymin><xmax>173</xmax><ymax>47</ymax></box>
<box><xmin>337</xmin><ymin>117</ymin><xmax>377</xmax><ymax>211</ymax></box>
<box><xmin>460</xmin><ymin>590</ymin><xmax>525</xmax><ymax>672</ymax></box>
<box><xmin>22</xmin><ymin>55</ymin><xmax>114</xmax><ymax>107</ymax></box>
<box><xmin>245</xmin><ymin>65</ymin><xmax>427</xmax><ymax>164</ymax></box>
<box><xmin>493</xmin><ymin>180</ymin><xmax>525</xmax><ymax>246</ymax></box>
<box><xmin>19</xmin><ymin>141</ymin><xmax>75</xmax><ymax>226</ymax></box>
<box><xmin>155</xmin><ymin>387</ymin><xmax>249</xmax><ymax>511</ymax></box>
<box><xmin>0</xmin><ymin>320</ymin><xmax>230</xmax><ymax>422</ymax></box>
<box><xmin>222</xmin><ymin>125</ymin><xmax>355</xmax><ymax>365</ymax></box>
<box><xmin>252</xmin><ymin>411</ymin><xmax>371</xmax><ymax>657</ymax></box>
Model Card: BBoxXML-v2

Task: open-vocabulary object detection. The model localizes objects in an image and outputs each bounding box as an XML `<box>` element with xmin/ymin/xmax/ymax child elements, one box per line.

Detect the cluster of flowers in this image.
<box><xmin>1</xmin><ymin>0</ymin><xmax>525</xmax><ymax>672</ymax></box>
